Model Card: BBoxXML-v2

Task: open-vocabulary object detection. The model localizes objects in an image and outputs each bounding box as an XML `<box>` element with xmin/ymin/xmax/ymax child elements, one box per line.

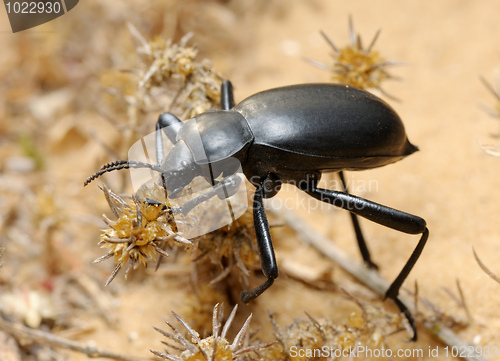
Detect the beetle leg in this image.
<box><xmin>338</xmin><ymin>171</ymin><xmax>378</xmax><ymax>270</ymax></box>
<box><xmin>156</xmin><ymin>112</ymin><xmax>183</xmax><ymax>164</ymax></box>
<box><xmin>218</xmin><ymin>80</ymin><xmax>238</xmax><ymax>224</ymax></box>
<box><xmin>240</xmin><ymin>182</ymin><xmax>278</xmax><ymax>303</ymax></box>
<box><xmin>301</xmin><ymin>182</ymin><xmax>429</xmax><ymax>341</ymax></box>
<box><xmin>172</xmin><ymin>174</ymin><xmax>242</xmax><ymax>216</ymax></box>
<box><xmin>221</xmin><ymin>80</ymin><xmax>235</xmax><ymax>110</ymax></box>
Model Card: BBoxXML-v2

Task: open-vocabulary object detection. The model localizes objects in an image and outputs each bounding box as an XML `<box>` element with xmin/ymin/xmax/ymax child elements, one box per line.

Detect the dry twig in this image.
<box><xmin>0</xmin><ymin>317</ymin><xmax>149</xmax><ymax>361</ymax></box>
<box><xmin>473</xmin><ymin>247</ymin><xmax>500</xmax><ymax>285</ymax></box>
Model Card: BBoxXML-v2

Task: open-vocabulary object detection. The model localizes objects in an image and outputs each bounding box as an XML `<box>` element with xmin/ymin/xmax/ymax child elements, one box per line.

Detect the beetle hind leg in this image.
<box><xmin>301</xmin><ymin>181</ymin><xmax>429</xmax><ymax>340</ymax></box>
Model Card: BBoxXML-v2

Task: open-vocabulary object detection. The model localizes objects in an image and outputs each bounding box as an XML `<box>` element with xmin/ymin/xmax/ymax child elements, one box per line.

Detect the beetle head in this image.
<box><xmin>159</xmin><ymin>140</ymin><xmax>199</xmax><ymax>198</ymax></box>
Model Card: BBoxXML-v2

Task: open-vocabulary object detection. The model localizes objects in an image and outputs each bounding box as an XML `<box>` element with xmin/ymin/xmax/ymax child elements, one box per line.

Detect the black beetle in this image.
<box><xmin>86</xmin><ymin>81</ymin><xmax>428</xmax><ymax>340</ymax></box>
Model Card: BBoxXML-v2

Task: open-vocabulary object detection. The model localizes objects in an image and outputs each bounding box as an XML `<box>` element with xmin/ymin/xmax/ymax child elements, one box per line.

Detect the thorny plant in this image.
<box><xmin>308</xmin><ymin>16</ymin><xmax>403</xmax><ymax>99</ymax></box>
<box><xmin>262</xmin><ymin>291</ymin><xmax>405</xmax><ymax>361</ymax></box>
<box><xmin>151</xmin><ymin>303</ymin><xmax>274</xmax><ymax>361</ymax></box>
<box><xmin>195</xmin><ymin>209</ymin><xmax>260</xmax><ymax>290</ymax></box>
<box><xmin>114</xmin><ymin>26</ymin><xmax>223</xmax><ymax>121</ymax></box>
<box><xmin>94</xmin><ymin>183</ymin><xmax>193</xmax><ymax>285</ymax></box>
<box><xmin>129</xmin><ymin>27</ymin><xmax>224</xmax><ymax>120</ymax></box>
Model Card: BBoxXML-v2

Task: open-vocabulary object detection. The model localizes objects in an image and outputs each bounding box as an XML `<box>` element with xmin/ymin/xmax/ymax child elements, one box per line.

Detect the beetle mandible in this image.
<box><xmin>85</xmin><ymin>81</ymin><xmax>429</xmax><ymax>340</ymax></box>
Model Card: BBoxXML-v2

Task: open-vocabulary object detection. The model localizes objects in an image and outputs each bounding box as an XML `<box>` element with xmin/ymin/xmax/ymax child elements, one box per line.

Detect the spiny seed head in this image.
<box><xmin>332</xmin><ymin>43</ymin><xmax>390</xmax><ymax>90</ymax></box>
<box><xmin>151</xmin><ymin>303</ymin><xmax>274</xmax><ymax>361</ymax></box>
<box><xmin>265</xmin><ymin>296</ymin><xmax>405</xmax><ymax>360</ymax></box>
<box><xmin>95</xmin><ymin>183</ymin><xmax>192</xmax><ymax>286</ymax></box>
<box><xmin>314</xmin><ymin>17</ymin><xmax>403</xmax><ymax>99</ymax></box>
<box><xmin>128</xmin><ymin>28</ymin><xmax>223</xmax><ymax>118</ymax></box>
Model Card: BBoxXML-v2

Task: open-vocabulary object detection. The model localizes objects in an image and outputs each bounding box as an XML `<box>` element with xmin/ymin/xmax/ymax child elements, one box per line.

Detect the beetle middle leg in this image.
<box><xmin>300</xmin><ymin>180</ymin><xmax>428</xmax><ymax>341</ymax></box>
<box><xmin>222</xmin><ymin>81</ymin><xmax>280</xmax><ymax>302</ymax></box>
<box><xmin>338</xmin><ymin>171</ymin><xmax>378</xmax><ymax>270</ymax></box>
<box><xmin>241</xmin><ymin>178</ymin><xmax>279</xmax><ymax>303</ymax></box>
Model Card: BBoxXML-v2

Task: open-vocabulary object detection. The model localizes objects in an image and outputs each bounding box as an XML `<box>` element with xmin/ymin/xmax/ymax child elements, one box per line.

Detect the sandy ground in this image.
<box><xmin>1</xmin><ymin>1</ymin><xmax>500</xmax><ymax>360</ymax></box>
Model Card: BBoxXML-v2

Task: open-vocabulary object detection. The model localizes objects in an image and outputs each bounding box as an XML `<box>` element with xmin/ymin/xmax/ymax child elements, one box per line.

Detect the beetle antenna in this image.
<box><xmin>84</xmin><ymin>160</ymin><xmax>166</xmax><ymax>186</ymax></box>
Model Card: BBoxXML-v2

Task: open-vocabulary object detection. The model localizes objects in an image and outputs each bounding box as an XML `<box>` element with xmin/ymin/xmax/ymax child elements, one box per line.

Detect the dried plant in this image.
<box><xmin>195</xmin><ymin>209</ymin><xmax>259</xmax><ymax>289</ymax></box>
<box><xmin>131</xmin><ymin>29</ymin><xmax>223</xmax><ymax>120</ymax></box>
<box><xmin>261</xmin><ymin>292</ymin><xmax>405</xmax><ymax>360</ymax></box>
<box><xmin>473</xmin><ymin>248</ymin><xmax>500</xmax><ymax>286</ymax></box>
<box><xmin>151</xmin><ymin>303</ymin><xmax>274</xmax><ymax>361</ymax></box>
<box><xmin>308</xmin><ymin>16</ymin><xmax>402</xmax><ymax>98</ymax></box>
<box><xmin>93</xmin><ymin>183</ymin><xmax>193</xmax><ymax>286</ymax></box>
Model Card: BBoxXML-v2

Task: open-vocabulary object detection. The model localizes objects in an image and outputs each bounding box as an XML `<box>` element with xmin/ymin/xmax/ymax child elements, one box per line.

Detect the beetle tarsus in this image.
<box><xmin>392</xmin><ymin>297</ymin><xmax>418</xmax><ymax>341</ymax></box>
<box><xmin>241</xmin><ymin>277</ymin><xmax>275</xmax><ymax>303</ymax></box>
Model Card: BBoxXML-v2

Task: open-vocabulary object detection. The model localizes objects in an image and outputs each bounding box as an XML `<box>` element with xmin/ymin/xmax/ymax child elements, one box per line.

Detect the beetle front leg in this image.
<box><xmin>172</xmin><ymin>174</ymin><xmax>242</xmax><ymax>216</ymax></box>
<box><xmin>155</xmin><ymin>112</ymin><xmax>183</xmax><ymax>164</ymax></box>
<box><xmin>338</xmin><ymin>171</ymin><xmax>378</xmax><ymax>270</ymax></box>
<box><xmin>221</xmin><ymin>80</ymin><xmax>235</xmax><ymax>110</ymax></box>
<box><xmin>240</xmin><ymin>183</ymin><xmax>278</xmax><ymax>303</ymax></box>
<box><xmin>302</xmin><ymin>182</ymin><xmax>428</xmax><ymax>341</ymax></box>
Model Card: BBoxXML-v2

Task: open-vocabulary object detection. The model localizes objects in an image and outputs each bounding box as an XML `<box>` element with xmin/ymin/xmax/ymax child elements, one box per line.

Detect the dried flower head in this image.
<box><xmin>310</xmin><ymin>17</ymin><xmax>402</xmax><ymax>98</ymax></box>
<box><xmin>94</xmin><ymin>183</ymin><xmax>193</xmax><ymax>285</ymax></box>
<box><xmin>151</xmin><ymin>303</ymin><xmax>274</xmax><ymax>361</ymax></box>
<box><xmin>129</xmin><ymin>26</ymin><xmax>224</xmax><ymax>119</ymax></box>
<box><xmin>262</xmin><ymin>292</ymin><xmax>405</xmax><ymax>360</ymax></box>
<box><xmin>196</xmin><ymin>209</ymin><xmax>259</xmax><ymax>288</ymax></box>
